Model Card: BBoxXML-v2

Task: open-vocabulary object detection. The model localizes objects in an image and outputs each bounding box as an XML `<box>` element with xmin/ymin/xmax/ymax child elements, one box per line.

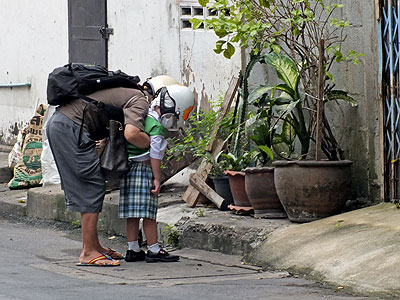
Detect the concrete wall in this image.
<box><xmin>107</xmin><ymin>1</ymin><xmax>182</xmax><ymax>88</ymax></box>
<box><xmin>0</xmin><ymin>0</ymin><xmax>68</xmax><ymax>144</ymax></box>
<box><xmin>335</xmin><ymin>2</ymin><xmax>382</xmax><ymax>202</ymax></box>
<box><xmin>0</xmin><ymin>0</ymin><xmax>240</xmax><ymax>144</ymax></box>
<box><xmin>108</xmin><ymin>0</ymin><xmax>241</xmax><ymax>111</ymax></box>
<box><xmin>318</xmin><ymin>2</ymin><xmax>382</xmax><ymax>202</ymax></box>
<box><xmin>178</xmin><ymin>1</ymin><xmax>241</xmax><ymax>110</ymax></box>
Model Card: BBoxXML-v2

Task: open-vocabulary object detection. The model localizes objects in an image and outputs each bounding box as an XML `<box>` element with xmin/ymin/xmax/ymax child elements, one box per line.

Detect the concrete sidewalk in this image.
<box><xmin>1</xmin><ymin>152</ymin><xmax>399</xmax><ymax>298</ymax></box>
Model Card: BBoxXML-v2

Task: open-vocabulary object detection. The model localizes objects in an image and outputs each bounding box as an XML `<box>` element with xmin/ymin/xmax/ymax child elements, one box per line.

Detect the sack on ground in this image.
<box><xmin>100</xmin><ymin>120</ymin><xmax>129</xmax><ymax>179</ymax></box>
<box><xmin>8</xmin><ymin>128</ymin><xmax>26</xmax><ymax>169</ymax></box>
<box><xmin>8</xmin><ymin>104</ymin><xmax>47</xmax><ymax>189</ymax></box>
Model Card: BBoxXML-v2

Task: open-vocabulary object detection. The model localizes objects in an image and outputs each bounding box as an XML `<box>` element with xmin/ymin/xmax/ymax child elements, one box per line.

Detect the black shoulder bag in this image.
<box><xmin>99</xmin><ymin>120</ymin><xmax>129</xmax><ymax>179</ymax></box>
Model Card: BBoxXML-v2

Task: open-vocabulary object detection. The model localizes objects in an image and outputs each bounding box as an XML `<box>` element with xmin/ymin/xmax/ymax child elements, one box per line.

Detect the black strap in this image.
<box><xmin>79</xmin><ymin>94</ymin><xmax>104</xmax><ymax>108</ymax></box>
<box><xmin>158</xmin><ymin>87</ymin><xmax>178</xmax><ymax>117</ymax></box>
<box><xmin>78</xmin><ymin>104</ymin><xmax>88</xmax><ymax>146</ymax></box>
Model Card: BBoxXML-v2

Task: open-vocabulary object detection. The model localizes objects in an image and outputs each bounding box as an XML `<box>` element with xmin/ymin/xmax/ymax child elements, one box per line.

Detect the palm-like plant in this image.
<box><xmin>192</xmin><ymin>0</ymin><xmax>361</xmax><ymax>161</ymax></box>
<box><xmin>248</xmin><ymin>52</ymin><xmax>356</xmax><ymax>160</ymax></box>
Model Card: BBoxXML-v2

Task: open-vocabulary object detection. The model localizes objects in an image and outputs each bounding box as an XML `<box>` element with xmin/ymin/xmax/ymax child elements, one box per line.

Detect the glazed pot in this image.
<box><xmin>210</xmin><ymin>175</ymin><xmax>234</xmax><ymax>208</ymax></box>
<box><xmin>244</xmin><ymin>167</ymin><xmax>287</xmax><ymax>219</ymax></box>
<box><xmin>273</xmin><ymin>160</ymin><xmax>353</xmax><ymax>223</ymax></box>
<box><xmin>225</xmin><ymin>170</ymin><xmax>252</xmax><ymax>207</ymax></box>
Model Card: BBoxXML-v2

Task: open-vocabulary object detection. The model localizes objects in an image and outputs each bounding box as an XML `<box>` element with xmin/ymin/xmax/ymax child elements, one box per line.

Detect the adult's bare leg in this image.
<box><xmin>79</xmin><ymin>212</ymin><xmax>119</xmax><ymax>265</ymax></box>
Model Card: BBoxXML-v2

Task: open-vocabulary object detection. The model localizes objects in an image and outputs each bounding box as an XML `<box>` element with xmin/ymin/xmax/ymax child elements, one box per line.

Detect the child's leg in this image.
<box><xmin>142</xmin><ymin>218</ymin><xmax>158</xmax><ymax>246</ymax></box>
<box><xmin>143</xmin><ymin>218</ymin><xmax>179</xmax><ymax>263</ymax></box>
<box><xmin>126</xmin><ymin>218</ymin><xmax>141</xmax><ymax>252</ymax></box>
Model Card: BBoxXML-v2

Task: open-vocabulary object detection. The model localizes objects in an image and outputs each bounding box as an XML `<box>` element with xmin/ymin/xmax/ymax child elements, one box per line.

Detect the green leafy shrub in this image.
<box><xmin>191</xmin><ymin>0</ymin><xmax>363</xmax><ymax>160</ymax></box>
<box><xmin>162</xmin><ymin>224</ymin><xmax>181</xmax><ymax>248</ymax></box>
<box><xmin>166</xmin><ymin>95</ymin><xmax>237</xmax><ymax>174</ymax></box>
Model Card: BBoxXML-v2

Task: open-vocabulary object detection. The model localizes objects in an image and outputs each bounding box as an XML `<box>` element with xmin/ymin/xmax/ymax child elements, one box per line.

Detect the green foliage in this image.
<box><xmin>262</xmin><ymin>53</ymin><xmax>300</xmax><ymax>100</ymax></box>
<box><xmin>162</xmin><ymin>225</ymin><xmax>181</xmax><ymax>248</ymax></box>
<box><xmin>326</xmin><ymin>90</ymin><xmax>358</xmax><ymax>107</ymax></box>
<box><xmin>193</xmin><ymin>0</ymin><xmax>361</xmax><ymax>160</ymax></box>
<box><xmin>166</xmin><ymin>95</ymin><xmax>234</xmax><ymax>162</ymax></box>
<box><xmin>209</xmin><ymin>151</ymin><xmax>234</xmax><ymax>176</ymax></box>
<box><xmin>217</xmin><ymin>151</ymin><xmax>254</xmax><ymax>172</ymax></box>
<box><xmin>71</xmin><ymin>220</ymin><xmax>81</xmax><ymax>228</ymax></box>
<box><xmin>194</xmin><ymin>208</ymin><xmax>205</xmax><ymax>217</ymax></box>
<box><xmin>190</xmin><ymin>0</ymin><xmax>274</xmax><ymax>57</ymax></box>
<box><xmin>248</xmin><ymin>52</ymin><xmax>356</xmax><ymax>160</ymax></box>
<box><xmin>166</xmin><ymin>95</ymin><xmax>237</xmax><ymax>175</ymax></box>
<box><xmin>247</xmin><ymin>120</ymin><xmax>274</xmax><ymax>165</ymax></box>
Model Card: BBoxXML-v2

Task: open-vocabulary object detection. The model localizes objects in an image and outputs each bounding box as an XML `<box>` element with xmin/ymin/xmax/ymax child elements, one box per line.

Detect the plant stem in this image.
<box><xmin>315</xmin><ymin>39</ymin><xmax>325</xmax><ymax>160</ymax></box>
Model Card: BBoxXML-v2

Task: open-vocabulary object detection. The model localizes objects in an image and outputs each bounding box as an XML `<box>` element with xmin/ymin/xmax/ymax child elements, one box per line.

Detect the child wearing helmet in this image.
<box><xmin>143</xmin><ymin>77</ymin><xmax>195</xmax><ymax>131</ymax></box>
<box><xmin>118</xmin><ymin>85</ymin><xmax>192</xmax><ymax>263</ymax></box>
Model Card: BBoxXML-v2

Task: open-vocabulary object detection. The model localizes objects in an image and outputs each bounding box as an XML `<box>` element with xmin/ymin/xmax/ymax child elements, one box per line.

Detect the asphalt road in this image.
<box><xmin>0</xmin><ymin>214</ymin><xmax>383</xmax><ymax>300</ymax></box>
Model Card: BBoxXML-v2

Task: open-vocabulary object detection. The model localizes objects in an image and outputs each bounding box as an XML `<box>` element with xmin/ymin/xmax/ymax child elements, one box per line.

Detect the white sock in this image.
<box><xmin>147</xmin><ymin>242</ymin><xmax>160</xmax><ymax>253</ymax></box>
<box><xmin>128</xmin><ymin>240</ymin><xmax>140</xmax><ymax>252</ymax></box>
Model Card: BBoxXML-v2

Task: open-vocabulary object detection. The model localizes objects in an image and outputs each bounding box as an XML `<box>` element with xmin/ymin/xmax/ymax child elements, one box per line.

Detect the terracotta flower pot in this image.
<box><xmin>273</xmin><ymin>160</ymin><xmax>353</xmax><ymax>223</ymax></box>
<box><xmin>244</xmin><ymin>167</ymin><xmax>287</xmax><ymax>219</ymax></box>
<box><xmin>225</xmin><ymin>170</ymin><xmax>252</xmax><ymax>207</ymax></box>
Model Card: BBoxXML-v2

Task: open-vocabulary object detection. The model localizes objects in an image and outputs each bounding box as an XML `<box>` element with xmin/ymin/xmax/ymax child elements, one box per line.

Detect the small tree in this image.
<box><xmin>191</xmin><ymin>0</ymin><xmax>362</xmax><ymax>160</ymax></box>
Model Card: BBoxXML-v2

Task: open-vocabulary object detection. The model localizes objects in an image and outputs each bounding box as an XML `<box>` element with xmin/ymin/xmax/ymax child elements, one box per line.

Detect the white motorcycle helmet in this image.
<box><xmin>151</xmin><ymin>84</ymin><xmax>195</xmax><ymax>131</ymax></box>
<box><xmin>143</xmin><ymin>75</ymin><xmax>179</xmax><ymax>97</ymax></box>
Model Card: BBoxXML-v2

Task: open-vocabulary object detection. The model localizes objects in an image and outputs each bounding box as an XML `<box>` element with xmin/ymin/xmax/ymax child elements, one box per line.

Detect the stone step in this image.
<box><xmin>0</xmin><ymin>151</ymin><xmax>13</xmax><ymax>184</ymax></box>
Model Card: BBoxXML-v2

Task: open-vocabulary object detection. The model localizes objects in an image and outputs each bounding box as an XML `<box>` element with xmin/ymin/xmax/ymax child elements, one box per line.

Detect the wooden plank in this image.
<box><xmin>205</xmin><ymin>76</ymin><xmax>240</xmax><ymax>152</ymax></box>
<box><xmin>189</xmin><ymin>173</ymin><xmax>226</xmax><ymax>210</ymax></box>
<box><xmin>183</xmin><ymin>76</ymin><xmax>239</xmax><ymax>207</ymax></box>
<box><xmin>183</xmin><ymin>139</ymin><xmax>225</xmax><ymax>207</ymax></box>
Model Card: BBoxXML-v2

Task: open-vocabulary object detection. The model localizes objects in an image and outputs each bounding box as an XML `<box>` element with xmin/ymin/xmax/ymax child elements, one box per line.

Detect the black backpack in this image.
<box><xmin>47</xmin><ymin>63</ymin><xmax>143</xmax><ymax>122</ymax></box>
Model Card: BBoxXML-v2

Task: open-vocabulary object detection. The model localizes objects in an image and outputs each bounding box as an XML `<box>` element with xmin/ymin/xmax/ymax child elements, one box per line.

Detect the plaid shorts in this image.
<box><xmin>118</xmin><ymin>162</ymin><xmax>158</xmax><ymax>220</ymax></box>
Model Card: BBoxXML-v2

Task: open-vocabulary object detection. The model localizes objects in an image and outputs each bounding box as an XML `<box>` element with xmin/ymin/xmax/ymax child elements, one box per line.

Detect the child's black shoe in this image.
<box><xmin>125</xmin><ymin>249</ymin><xmax>146</xmax><ymax>262</ymax></box>
<box><xmin>145</xmin><ymin>248</ymin><xmax>180</xmax><ymax>263</ymax></box>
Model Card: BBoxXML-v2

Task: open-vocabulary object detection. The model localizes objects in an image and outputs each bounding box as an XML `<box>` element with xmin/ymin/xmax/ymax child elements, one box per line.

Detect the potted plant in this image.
<box><xmin>208</xmin><ymin>151</ymin><xmax>235</xmax><ymax>207</ymax></box>
<box><xmin>226</xmin><ymin>51</ymin><xmax>287</xmax><ymax>218</ymax></box>
<box><xmin>244</xmin><ymin>78</ymin><xmax>287</xmax><ymax>219</ymax></box>
<box><xmin>220</xmin><ymin>152</ymin><xmax>253</xmax><ymax>207</ymax></box>
<box><xmin>167</xmin><ymin>97</ymin><xmax>236</xmax><ymax>208</ymax></box>
<box><xmin>191</xmin><ymin>0</ymin><xmax>362</xmax><ymax>222</ymax></box>
<box><xmin>250</xmin><ymin>52</ymin><xmax>355</xmax><ymax>222</ymax></box>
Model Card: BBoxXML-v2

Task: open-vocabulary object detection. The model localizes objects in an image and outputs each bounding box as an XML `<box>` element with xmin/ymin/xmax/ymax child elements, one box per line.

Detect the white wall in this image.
<box><xmin>0</xmin><ymin>0</ymin><xmax>241</xmax><ymax>145</ymax></box>
<box><xmin>108</xmin><ymin>0</ymin><xmax>182</xmax><ymax>84</ymax></box>
<box><xmin>0</xmin><ymin>0</ymin><xmax>68</xmax><ymax>143</ymax></box>
<box><xmin>178</xmin><ymin>0</ymin><xmax>241</xmax><ymax>110</ymax></box>
<box><xmin>109</xmin><ymin>0</ymin><xmax>241</xmax><ymax>111</ymax></box>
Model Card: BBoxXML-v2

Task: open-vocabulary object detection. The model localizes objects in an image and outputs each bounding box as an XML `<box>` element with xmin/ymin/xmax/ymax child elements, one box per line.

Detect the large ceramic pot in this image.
<box><xmin>210</xmin><ymin>175</ymin><xmax>234</xmax><ymax>209</ymax></box>
<box><xmin>225</xmin><ymin>170</ymin><xmax>252</xmax><ymax>207</ymax></box>
<box><xmin>273</xmin><ymin>160</ymin><xmax>353</xmax><ymax>223</ymax></box>
<box><xmin>244</xmin><ymin>167</ymin><xmax>287</xmax><ymax>219</ymax></box>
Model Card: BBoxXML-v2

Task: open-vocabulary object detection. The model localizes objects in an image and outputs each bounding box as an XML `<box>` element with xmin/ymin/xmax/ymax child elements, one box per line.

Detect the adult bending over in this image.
<box><xmin>47</xmin><ymin>86</ymin><xmax>151</xmax><ymax>267</ymax></box>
